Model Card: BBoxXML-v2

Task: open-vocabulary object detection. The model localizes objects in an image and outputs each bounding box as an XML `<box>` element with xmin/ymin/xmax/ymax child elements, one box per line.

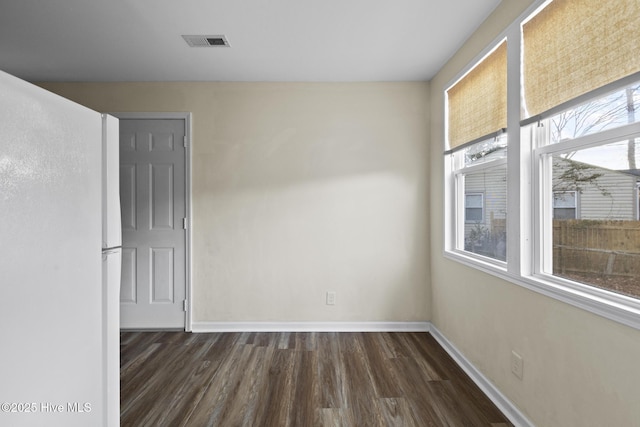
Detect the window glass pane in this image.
<box><xmin>466</xmin><ymin>193</ymin><xmax>483</xmax><ymax>208</ymax></box>
<box><xmin>463</xmin><ymin>133</ymin><xmax>507</xmax><ymax>166</ymax></box>
<box><xmin>463</xmin><ymin>167</ymin><xmax>507</xmax><ymax>261</ymax></box>
<box><xmin>553</xmin><ymin>207</ymin><xmax>576</xmax><ymax>220</ymax></box>
<box><xmin>465</xmin><ymin>208</ymin><xmax>483</xmax><ymax>222</ymax></box>
<box><xmin>551</xmin><ymin>139</ymin><xmax>640</xmax><ymax>298</ymax></box>
<box><xmin>553</xmin><ymin>191</ymin><xmax>576</xmax><ymax>208</ymax></box>
<box><xmin>549</xmin><ymin>83</ymin><xmax>640</xmax><ymax>144</ymax></box>
<box><xmin>465</xmin><ymin>194</ymin><xmax>484</xmax><ymax>222</ymax></box>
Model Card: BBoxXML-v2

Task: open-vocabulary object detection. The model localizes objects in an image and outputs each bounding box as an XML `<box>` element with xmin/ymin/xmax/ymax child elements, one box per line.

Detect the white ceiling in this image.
<box><xmin>0</xmin><ymin>0</ymin><xmax>501</xmax><ymax>82</ymax></box>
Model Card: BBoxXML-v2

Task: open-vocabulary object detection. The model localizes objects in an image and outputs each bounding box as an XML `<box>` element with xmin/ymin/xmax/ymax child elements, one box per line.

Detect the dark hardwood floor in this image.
<box><xmin>121</xmin><ymin>331</ymin><xmax>513</xmax><ymax>427</ymax></box>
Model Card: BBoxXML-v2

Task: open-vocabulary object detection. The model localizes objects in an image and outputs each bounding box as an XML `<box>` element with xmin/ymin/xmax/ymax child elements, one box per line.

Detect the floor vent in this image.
<box><xmin>182</xmin><ymin>35</ymin><xmax>230</xmax><ymax>47</ymax></box>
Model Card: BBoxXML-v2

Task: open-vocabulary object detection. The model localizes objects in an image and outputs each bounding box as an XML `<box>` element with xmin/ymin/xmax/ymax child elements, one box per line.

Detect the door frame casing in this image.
<box><xmin>111</xmin><ymin>112</ymin><xmax>193</xmax><ymax>332</ymax></box>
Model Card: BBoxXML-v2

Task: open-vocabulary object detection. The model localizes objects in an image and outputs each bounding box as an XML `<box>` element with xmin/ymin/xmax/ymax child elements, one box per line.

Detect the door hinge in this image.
<box><xmin>182</xmin><ymin>217</ymin><xmax>188</xmax><ymax>229</ymax></box>
<box><xmin>183</xmin><ymin>299</ymin><xmax>188</xmax><ymax>312</ymax></box>
<box><xmin>183</xmin><ymin>136</ymin><xmax>187</xmax><ymax>148</ymax></box>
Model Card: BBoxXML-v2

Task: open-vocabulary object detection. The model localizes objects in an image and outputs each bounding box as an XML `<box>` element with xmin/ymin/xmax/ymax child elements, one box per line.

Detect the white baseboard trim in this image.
<box><xmin>429</xmin><ymin>325</ymin><xmax>535</xmax><ymax>427</ymax></box>
<box><xmin>191</xmin><ymin>321</ymin><xmax>431</xmax><ymax>333</ymax></box>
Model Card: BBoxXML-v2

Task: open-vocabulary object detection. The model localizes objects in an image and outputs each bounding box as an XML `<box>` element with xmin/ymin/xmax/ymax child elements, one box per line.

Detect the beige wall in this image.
<box><xmin>39</xmin><ymin>82</ymin><xmax>431</xmax><ymax>324</ymax></box>
<box><xmin>430</xmin><ymin>1</ymin><xmax>640</xmax><ymax>426</ymax></box>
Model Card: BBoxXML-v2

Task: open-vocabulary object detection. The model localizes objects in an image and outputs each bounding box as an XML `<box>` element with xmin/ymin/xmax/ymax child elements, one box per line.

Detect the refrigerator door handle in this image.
<box><xmin>102</xmin><ymin>246</ymin><xmax>122</xmax><ymax>255</ymax></box>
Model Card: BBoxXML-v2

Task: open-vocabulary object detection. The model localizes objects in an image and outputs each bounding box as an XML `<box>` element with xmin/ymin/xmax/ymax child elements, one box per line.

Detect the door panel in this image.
<box><xmin>120</xmin><ymin>164</ymin><xmax>137</xmax><ymax>229</ymax></box>
<box><xmin>151</xmin><ymin>247</ymin><xmax>174</xmax><ymax>303</ymax></box>
<box><xmin>119</xmin><ymin>119</ymin><xmax>186</xmax><ymax>329</ymax></box>
<box><xmin>150</xmin><ymin>163</ymin><xmax>174</xmax><ymax>229</ymax></box>
<box><xmin>120</xmin><ymin>248</ymin><xmax>137</xmax><ymax>303</ymax></box>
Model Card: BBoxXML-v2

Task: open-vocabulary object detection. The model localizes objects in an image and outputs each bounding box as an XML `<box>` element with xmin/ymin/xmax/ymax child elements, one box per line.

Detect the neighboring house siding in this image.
<box><xmin>579</xmin><ymin>172</ymin><xmax>636</xmax><ymax>219</ymax></box>
<box><xmin>463</xmin><ymin>159</ymin><xmax>637</xmax><ymax>242</ymax></box>
<box><xmin>552</xmin><ymin>158</ymin><xmax>637</xmax><ymax>220</ymax></box>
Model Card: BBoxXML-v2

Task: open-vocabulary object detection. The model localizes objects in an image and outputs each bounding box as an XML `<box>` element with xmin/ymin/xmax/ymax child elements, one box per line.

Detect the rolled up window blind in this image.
<box><xmin>447</xmin><ymin>41</ymin><xmax>507</xmax><ymax>150</ymax></box>
<box><xmin>522</xmin><ymin>0</ymin><xmax>640</xmax><ymax>119</ymax></box>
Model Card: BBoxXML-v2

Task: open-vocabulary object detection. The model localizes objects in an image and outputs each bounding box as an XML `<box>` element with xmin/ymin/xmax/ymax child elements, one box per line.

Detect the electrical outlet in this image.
<box><xmin>511</xmin><ymin>350</ymin><xmax>524</xmax><ymax>380</ymax></box>
<box><xmin>326</xmin><ymin>291</ymin><xmax>336</xmax><ymax>305</ymax></box>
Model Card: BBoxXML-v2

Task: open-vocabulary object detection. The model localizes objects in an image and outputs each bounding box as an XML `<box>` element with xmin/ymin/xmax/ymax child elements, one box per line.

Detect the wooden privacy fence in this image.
<box><xmin>553</xmin><ymin>220</ymin><xmax>640</xmax><ymax>278</ymax></box>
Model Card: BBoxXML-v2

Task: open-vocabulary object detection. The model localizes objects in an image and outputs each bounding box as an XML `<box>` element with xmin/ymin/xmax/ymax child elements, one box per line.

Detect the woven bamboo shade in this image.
<box><xmin>522</xmin><ymin>0</ymin><xmax>640</xmax><ymax>118</ymax></box>
<box><xmin>447</xmin><ymin>41</ymin><xmax>507</xmax><ymax>150</ymax></box>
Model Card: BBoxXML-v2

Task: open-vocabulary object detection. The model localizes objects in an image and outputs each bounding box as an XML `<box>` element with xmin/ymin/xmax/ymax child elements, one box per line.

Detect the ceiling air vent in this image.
<box><xmin>182</xmin><ymin>35</ymin><xmax>230</xmax><ymax>47</ymax></box>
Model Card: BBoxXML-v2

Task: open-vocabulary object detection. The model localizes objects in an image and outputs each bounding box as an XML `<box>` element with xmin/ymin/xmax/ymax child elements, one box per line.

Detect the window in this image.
<box><xmin>552</xmin><ymin>191</ymin><xmax>576</xmax><ymax>219</ymax></box>
<box><xmin>463</xmin><ymin>167</ymin><xmax>507</xmax><ymax>261</ymax></box>
<box><xmin>465</xmin><ymin>193</ymin><xmax>484</xmax><ymax>222</ymax></box>
<box><xmin>450</xmin><ymin>135</ymin><xmax>508</xmax><ymax>263</ymax></box>
<box><xmin>446</xmin><ymin>41</ymin><xmax>508</xmax><ymax>265</ymax></box>
<box><xmin>536</xmin><ymin>98</ymin><xmax>640</xmax><ymax>300</ymax></box>
<box><xmin>444</xmin><ymin>0</ymin><xmax>640</xmax><ymax>330</ymax></box>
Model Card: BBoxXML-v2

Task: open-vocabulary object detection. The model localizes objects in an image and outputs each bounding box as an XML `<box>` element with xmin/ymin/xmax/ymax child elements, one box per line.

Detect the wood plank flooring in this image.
<box><xmin>120</xmin><ymin>331</ymin><xmax>513</xmax><ymax>427</ymax></box>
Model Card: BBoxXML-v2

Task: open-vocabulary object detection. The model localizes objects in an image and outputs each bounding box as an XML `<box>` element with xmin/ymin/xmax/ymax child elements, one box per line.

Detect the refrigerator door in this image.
<box><xmin>102</xmin><ymin>114</ymin><xmax>122</xmax><ymax>249</ymax></box>
<box><xmin>0</xmin><ymin>70</ymin><xmax>105</xmax><ymax>426</ymax></box>
<box><xmin>102</xmin><ymin>248</ymin><xmax>121</xmax><ymax>427</ymax></box>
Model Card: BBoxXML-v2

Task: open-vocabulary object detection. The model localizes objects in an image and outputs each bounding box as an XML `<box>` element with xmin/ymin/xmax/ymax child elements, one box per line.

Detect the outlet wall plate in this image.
<box><xmin>326</xmin><ymin>291</ymin><xmax>336</xmax><ymax>305</ymax></box>
<box><xmin>511</xmin><ymin>350</ymin><xmax>524</xmax><ymax>379</ymax></box>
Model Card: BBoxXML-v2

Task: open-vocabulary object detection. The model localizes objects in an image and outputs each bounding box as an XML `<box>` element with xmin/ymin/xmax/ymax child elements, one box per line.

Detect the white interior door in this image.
<box><xmin>119</xmin><ymin>118</ymin><xmax>186</xmax><ymax>329</ymax></box>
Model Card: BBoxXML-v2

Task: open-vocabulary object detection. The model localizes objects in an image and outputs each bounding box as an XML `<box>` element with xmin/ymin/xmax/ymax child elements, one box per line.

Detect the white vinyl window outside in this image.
<box><xmin>552</xmin><ymin>191</ymin><xmax>577</xmax><ymax>219</ymax></box>
<box><xmin>465</xmin><ymin>193</ymin><xmax>484</xmax><ymax>223</ymax></box>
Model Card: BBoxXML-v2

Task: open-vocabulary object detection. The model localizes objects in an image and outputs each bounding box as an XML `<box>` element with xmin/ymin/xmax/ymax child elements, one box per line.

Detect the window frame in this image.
<box><xmin>535</xmin><ymin>120</ymin><xmax>640</xmax><ymax>281</ymax></box>
<box><xmin>449</xmin><ymin>148</ymin><xmax>508</xmax><ymax>267</ymax></box>
<box><xmin>443</xmin><ymin>0</ymin><xmax>640</xmax><ymax>331</ymax></box>
<box><xmin>637</xmin><ymin>183</ymin><xmax>640</xmax><ymax>221</ymax></box>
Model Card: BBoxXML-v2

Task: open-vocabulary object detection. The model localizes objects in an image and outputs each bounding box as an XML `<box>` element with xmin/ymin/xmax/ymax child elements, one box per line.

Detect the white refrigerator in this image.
<box><xmin>0</xmin><ymin>70</ymin><xmax>121</xmax><ymax>427</ymax></box>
